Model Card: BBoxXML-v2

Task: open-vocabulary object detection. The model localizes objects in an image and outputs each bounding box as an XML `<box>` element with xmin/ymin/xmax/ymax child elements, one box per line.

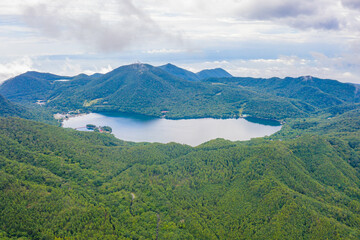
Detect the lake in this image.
<box><xmin>62</xmin><ymin>112</ymin><xmax>282</xmax><ymax>146</ymax></box>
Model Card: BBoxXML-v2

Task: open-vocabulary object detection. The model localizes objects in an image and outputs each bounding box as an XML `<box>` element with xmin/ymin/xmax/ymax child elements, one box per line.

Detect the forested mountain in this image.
<box><xmin>48</xmin><ymin>63</ymin><xmax>207</xmax><ymax>110</ymax></box>
<box><xmin>44</xmin><ymin>63</ymin><xmax>253</xmax><ymax>118</ymax></box>
<box><xmin>0</xmin><ymin>71</ymin><xmax>71</xmax><ymax>102</ymax></box>
<box><xmin>205</xmin><ymin>76</ymin><xmax>360</xmax><ymax>108</ymax></box>
<box><xmin>0</xmin><ymin>63</ymin><xmax>359</xmax><ymax>121</ymax></box>
<box><xmin>1</xmin><ymin>115</ymin><xmax>360</xmax><ymax>239</ymax></box>
<box><xmin>0</xmin><ymin>94</ymin><xmax>57</xmax><ymax>125</ymax></box>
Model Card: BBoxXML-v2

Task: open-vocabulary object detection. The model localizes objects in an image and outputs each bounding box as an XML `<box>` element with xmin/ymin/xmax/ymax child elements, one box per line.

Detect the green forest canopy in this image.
<box><xmin>0</xmin><ymin>111</ymin><xmax>359</xmax><ymax>239</ymax></box>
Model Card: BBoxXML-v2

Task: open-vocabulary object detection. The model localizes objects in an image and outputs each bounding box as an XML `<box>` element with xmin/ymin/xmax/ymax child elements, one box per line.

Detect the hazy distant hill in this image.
<box><xmin>196</xmin><ymin>68</ymin><xmax>233</xmax><ymax>79</ymax></box>
<box><xmin>158</xmin><ymin>63</ymin><xmax>200</xmax><ymax>81</ymax></box>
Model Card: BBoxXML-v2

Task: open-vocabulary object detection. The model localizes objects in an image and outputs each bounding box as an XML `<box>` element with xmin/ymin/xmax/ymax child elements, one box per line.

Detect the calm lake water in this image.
<box><xmin>62</xmin><ymin>112</ymin><xmax>282</xmax><ymax>146</ymax></box>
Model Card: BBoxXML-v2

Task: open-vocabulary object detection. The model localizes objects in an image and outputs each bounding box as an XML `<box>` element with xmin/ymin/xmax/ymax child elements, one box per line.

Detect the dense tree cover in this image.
<box><xmin>273</xmin><ymin>106</ymin><xmax>360</xmax><ymax>139</ymax></box>
<box><xmin>0</xmin><ymin>94</ymin><xmax>24</xmax><ymax>117</ymax></box>
<box><xmin>204</xmin><ymin>75</ymin><xmax>360</xmax><ymax>119</ymax></box>
<box><xmin>1</xmin><ymin>116</ymin><xmax>360</xmax><ymax>239</ymax></box>
<box><xmin>0</xmin><ymin>94</ymin><xmax>58</xmax><ymax>125</ymax></box>
<box><xmin>0</xmin><ymin>72</ymin><xmax>72</xmax><ymax>102</ymax></box>
<box><xmin>204</xmin><ymin>76</ymin><xmax>359</xmax><ymax>103</ymax></box>
<box><xmin>2</xmin><ymin>63</ymin><xmax>358</xmax><ymax>121</ymax></box>
<box><xmin>45</xmin><ymin>64</ymin><xmax>255</xmax><ymax>119</ymax></box>
<box><xmin>101</xmin><ymin>126</ymin><xmax>112</xmax><ymax>133</ymax></box>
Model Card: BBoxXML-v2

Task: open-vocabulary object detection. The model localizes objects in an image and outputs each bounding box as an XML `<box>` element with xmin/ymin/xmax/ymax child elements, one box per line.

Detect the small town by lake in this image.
<box><xmin>62</xmin><ymin>112</ymin><xmax>282</xmax><ymax>146</ymax></box>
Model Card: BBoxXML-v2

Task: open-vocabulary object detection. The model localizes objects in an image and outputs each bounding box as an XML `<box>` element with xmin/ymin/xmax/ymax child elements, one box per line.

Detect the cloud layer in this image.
<box><xmin>342</xmin><ymin>0</ymin><xmax>360</xmax><ymax>9</ymax></box>
<box><xmin>22</xmin><ymin>0</ymin><xmax>180</xmax><ymax>52</ymax></box>
<box><xmin>1</xmin><ymin>0</ymin><xmax>360</xmax><ymax>83</ymax></box>
<box><xmin>0</xmin><ymin>57</ymin><xmax>34</xmax><ymax>84</ymax></box>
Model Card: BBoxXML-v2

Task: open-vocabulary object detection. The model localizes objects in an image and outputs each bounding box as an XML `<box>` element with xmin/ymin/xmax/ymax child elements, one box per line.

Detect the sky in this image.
<box><xmin>1</xmin><ymin>0</ymin><xmax>360</xmax><ymax>83</ymax></box>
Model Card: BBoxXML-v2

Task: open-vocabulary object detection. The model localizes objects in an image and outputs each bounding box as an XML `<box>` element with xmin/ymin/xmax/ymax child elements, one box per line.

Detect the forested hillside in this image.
<box><xmin>1</xmin><ymin>116</ymin><xmax>360</xmax><ymax>239</ymax></box>
<box><xmin>0</xmin><ymin>94</ymin><xmax>57</xmax><ymax>125</ymax></box>
<box><xmin>0</xmin><ymin>94</ymin><xmax>25</xmax><ymax>117</ymax></box>
<box><xmin>0</xmin><ymin>72</ymin><xmax>72</xmax><ymax>102</ymax></box>
<box><xmin>205</xmin><ymin>76</ymin><xmax>360</xmax><ymax>108</ymax></box>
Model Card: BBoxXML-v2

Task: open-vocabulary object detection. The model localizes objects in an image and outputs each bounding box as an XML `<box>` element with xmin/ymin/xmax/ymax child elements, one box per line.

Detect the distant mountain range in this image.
<box><xmin>158</xmin><ymin>63</ymin><xmax>232</xmax><ymax>81</ymax></box>
<box><xmin>0</xmin><ymin>63</ymin><xmax>359</xmax><ymax>120</ymax></box>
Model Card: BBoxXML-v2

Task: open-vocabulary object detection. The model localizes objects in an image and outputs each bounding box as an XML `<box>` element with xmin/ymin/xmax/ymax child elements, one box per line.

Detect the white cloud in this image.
<box><xmin>20</xmin><ymin>0</ymin><xmax>182</xmax><ymax>52</ymax></box>
<box><xmin>139</xmin><ymin>0</ymin><xmax>360</xmax><ymax>32</ymax></box>
<box><xmin>38</xmin><ymin>57</ymin><xmax>116</xmax><ymax>77</ymax></box>
<box><xmin>82</xmin><ymin>65</ymin><xmax>114</xmax><ymax>75</ymax></box>
<box><xmin>0</xmin><ymin>56</ymin><xmax>34</xmax><ymax>84</ymax></box>
<box><xmin>146</xmin><ymin>49</ymin><xmax>185</xmax><ymax>54</ymax></box>
<box><xmin>342</xmin><ymin>0</ymin><xmax>360</xmax><ymax>9</ymax></box>
<box><xmin>231</xmin><ymin>0</ymin><xmax>345</xmax><ymax>30</ymax></box>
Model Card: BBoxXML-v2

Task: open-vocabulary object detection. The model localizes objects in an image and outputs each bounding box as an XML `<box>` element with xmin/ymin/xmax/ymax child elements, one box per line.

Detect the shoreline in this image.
<box><xmin>55</xmin><ymin>112</ymin><xmax>89</xmax><ymax>127</ymax></box>
<box><xmin>94</xmin><ymin>110</ymin><xmax>283</xmax><ymax>124</ymax></box>
<box><xmin>58</xmin><ymin>110</ymin><xmax>282</xmax><ymax>127</ymax></box>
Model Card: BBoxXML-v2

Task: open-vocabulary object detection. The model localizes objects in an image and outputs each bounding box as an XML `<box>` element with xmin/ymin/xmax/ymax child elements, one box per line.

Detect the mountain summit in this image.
<box><xmin>196</xmin><ymin>68</ymin><xmax>233</xmax><ymax>79</ymax></box>
<box><xmin>158</xmin><ymin>63</ymin><xmax>200</xmax><ymax>81</ymax></box>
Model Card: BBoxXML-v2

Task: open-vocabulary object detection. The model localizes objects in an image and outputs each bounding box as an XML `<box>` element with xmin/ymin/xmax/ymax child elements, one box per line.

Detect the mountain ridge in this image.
<box><xmin>158</xmin><ymin>63</ymin><xmax>233</xmax><ymax>81</ymax></box>
<box><xmin>0</xmin><ymin>63</ymin><xmax>358</xmax><ymax>120</ymax></box>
